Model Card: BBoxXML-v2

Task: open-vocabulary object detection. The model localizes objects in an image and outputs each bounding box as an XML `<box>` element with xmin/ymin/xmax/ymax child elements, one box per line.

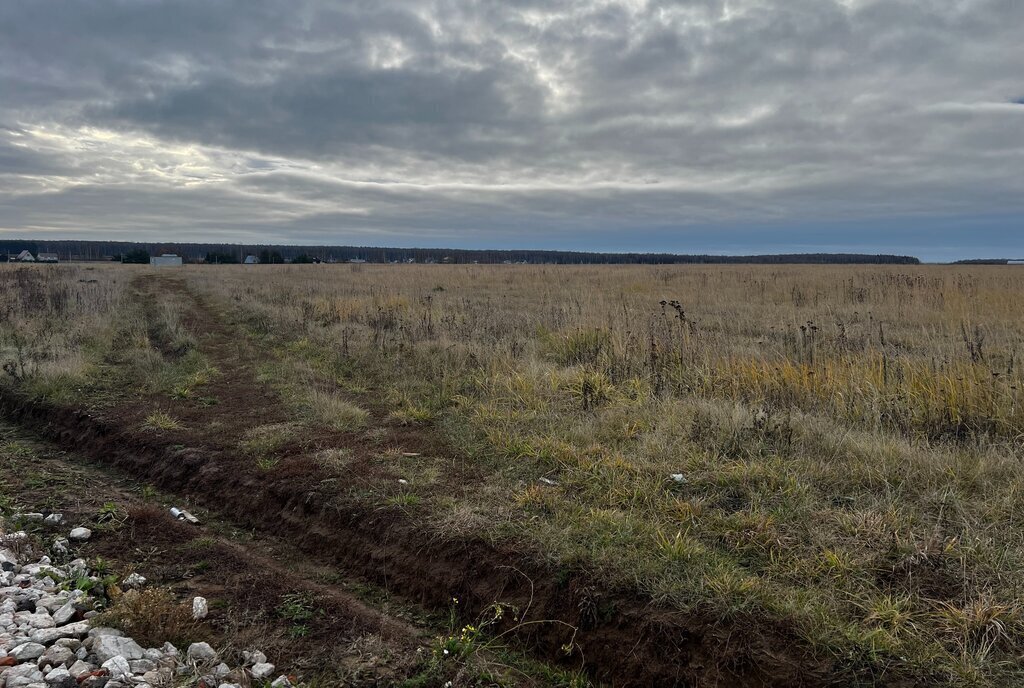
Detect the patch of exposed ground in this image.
<box><xmin>0</xmin><ymin>421</ymin><xmax>429</xmax><ymax>685</ymax></box>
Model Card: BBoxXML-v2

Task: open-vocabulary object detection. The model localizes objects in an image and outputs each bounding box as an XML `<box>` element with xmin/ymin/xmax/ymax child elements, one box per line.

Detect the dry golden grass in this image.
<box><xmin>5</xmin><ymin>262</ymin><xmax>1024</xmax><ymax>684</ymax></box>
<box><xmin>185</xmin><ymin>263</ymin><xmax>1024</xmax><ymax>684</ymax></box>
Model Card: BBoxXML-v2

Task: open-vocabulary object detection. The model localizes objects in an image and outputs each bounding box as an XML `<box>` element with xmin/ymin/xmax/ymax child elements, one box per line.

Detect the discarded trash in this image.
<box><xmin>538</xmin><ymin>477</ymin><xmax>559</xmax><ymax>486</ymax></box>
<box><xmin>169</xmin><ymin>507</ymin><xmax>201</xmax><ymax>525</ymax></box>
<box><xmin>401</xmin><ymin>452</ymin><xmax>421</xmax><ymax>457</ymax></box>
<box><xmin>670</xmin><ymin>474</ymin><xmax>686</xmax><ymax>483</ymax></box>
<box><xmin>398</xmin><ymin>479</ymin><xmax>409</xmax><ymax>485</ymax></box>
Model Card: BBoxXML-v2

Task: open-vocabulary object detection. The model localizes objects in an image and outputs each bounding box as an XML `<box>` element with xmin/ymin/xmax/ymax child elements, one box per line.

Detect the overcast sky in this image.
<box><xmin>1</xmin><ymin>0</ymin><xmax>1021</xmax><ymax>260</ymax></box>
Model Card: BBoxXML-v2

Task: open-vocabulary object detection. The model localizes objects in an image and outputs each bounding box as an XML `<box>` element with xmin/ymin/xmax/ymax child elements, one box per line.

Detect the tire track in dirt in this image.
<box><xmin>0</xmin><ymin>421</ymin><xmax>428</xmax><ymax>685</ymax></box>
<box><xmin>0</xmin><ymin>273</ymin><xmax>849</xmax><ymax>687</ymax></box>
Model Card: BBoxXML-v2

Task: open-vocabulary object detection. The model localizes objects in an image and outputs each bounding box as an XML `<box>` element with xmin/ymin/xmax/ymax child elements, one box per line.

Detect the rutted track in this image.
<box><xmin>0</xmin><ymin>275</ymin><xmax>837</xmax><ymax>687</ymax></box>
<box><xmin>0</xmin><ymin>418</ymin><xmax>427</xmax><ymax>683</ymax></box>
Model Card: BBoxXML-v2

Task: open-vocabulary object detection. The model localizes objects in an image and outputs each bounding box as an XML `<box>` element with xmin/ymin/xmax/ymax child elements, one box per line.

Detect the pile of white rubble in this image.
<box><xmin>0</xmin><ymin>518</ymin><xmax>296</xmax><ymax>688</ymax></box>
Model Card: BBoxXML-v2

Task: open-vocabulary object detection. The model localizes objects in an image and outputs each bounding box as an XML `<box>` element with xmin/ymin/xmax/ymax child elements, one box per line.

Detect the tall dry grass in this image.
<box><xmin>5</xmin><ymin>262</ymin><xmax>1024</xmax><ymax>684</ymax></box>
<box><xmin>183</xmin><ymin>263</ymin><xmax>1024</xmax><ymax>684</ymax></box>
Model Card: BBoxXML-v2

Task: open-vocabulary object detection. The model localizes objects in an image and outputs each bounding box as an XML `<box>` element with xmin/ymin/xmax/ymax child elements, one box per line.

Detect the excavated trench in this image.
<box><xmin>0</xmin><ymin>388</ymin><xmax>836</xmax><ymax>688</ymax></box>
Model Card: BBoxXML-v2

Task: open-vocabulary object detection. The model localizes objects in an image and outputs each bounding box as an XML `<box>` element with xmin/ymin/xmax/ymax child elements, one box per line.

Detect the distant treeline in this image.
<box><xmin>953</xmin><ymin>259</ymin><xmax>1019</xmax><ymax>265</ymax></box>
<box><xmin>0</xmin><ymin>239</ymin><xmax>921</xmax><ymax>265</ymax></box>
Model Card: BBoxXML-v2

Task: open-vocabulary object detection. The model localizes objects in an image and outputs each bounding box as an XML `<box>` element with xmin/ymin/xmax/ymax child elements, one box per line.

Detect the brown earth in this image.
<box><xmin>0</xmin><ymin>421</ymin><xmax>428</xmax><ymax>685</ymax></box>
<box><xmin>0</xmin><ymin>273</ymin><xmax>878</xmax><ymax>687</ymax></box>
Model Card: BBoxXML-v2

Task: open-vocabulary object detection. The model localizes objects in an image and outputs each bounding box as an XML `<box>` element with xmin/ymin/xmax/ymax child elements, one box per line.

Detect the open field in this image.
<box><xmin>1</xmin><ymin>262</ymin><xmax>1023</xmax><ymax>686</ymax></box>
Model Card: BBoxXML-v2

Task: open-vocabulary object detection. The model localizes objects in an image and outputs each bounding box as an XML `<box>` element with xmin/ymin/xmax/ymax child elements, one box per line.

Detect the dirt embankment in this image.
<box><xmin>0</xmin><ymin>275</ymin><xmax>837</xmax><ymax>687</ymax></box>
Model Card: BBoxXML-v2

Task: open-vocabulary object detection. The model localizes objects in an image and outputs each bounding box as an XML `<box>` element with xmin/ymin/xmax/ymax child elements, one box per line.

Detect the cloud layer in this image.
<box><xmin>1</xmin><ymin>0</ymin><xmax>1021</xmax><ymax>259</ymax></box>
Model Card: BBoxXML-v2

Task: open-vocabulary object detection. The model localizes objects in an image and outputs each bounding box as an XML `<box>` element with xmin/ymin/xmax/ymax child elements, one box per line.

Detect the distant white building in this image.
<box><xmin>12</xmin><ymin>250</ymin><xmax>35</xmax><ymax>262</ymax></box>
<box><xmin>37</xmin><ymin>252</ymin><xmax>59</xmax><ymax>263</ymax></box>
<box><xmin>243</xmin><ymin>255</ymin><xmax>259</xmax><ymax>264</ymax></box>
<box><xmin>1009</xmin><ymin>260</ymin><xmax>1024</xmax><ymax>265</ymax></box>
<box><xmin>150</xmin><ymin>253</ymin><xmax>183</xmax><ymax>267</ymax></box>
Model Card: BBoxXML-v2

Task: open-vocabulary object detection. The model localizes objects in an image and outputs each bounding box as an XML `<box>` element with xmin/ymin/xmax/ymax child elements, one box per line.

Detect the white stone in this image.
<box><xmin>129</xmin><ymin>658</ymin><xmax>156</xmax><ymax>674</ymax></box>
<box><xmin>43</xmin><ymin>666</ymin><xmax>73</xmax><ymax>686</ymax></box>
<box><xmin>35</xmin><ymin>595</ymin><xmax>67</xmax><ymax>613</ymax></box>
<box><xmin>50</xmin><ymin>539</ymin><xmax>69</xmax><ymax>557</ymax></box>
<box><xmin>4</xmin><ymin>663</ymin><xmax>44</xmax><ymax>685</ymax></box>
<box><xmin>93</xmin><ymin>635</ymin><xmax>144</xmax><ymax>663</ymax></box>
<box><xmin>191</xmin><ymin>596</ymin><xmax>208</xmax><ymax>620</ymax></box>
<box><xmin>37</xmin><ymin>644</ymin><xmax>74</xmax><ymax>668</ymax></box>
<box><xmin>11</xmin><ymin>641</ymin><xmax>47</xmax><ymax>660</ymax></box>
<box><xmin>24</xmin><ymin>611</ymin><xmax>56</xmax><ymax>629</ymax></box>
<box><xmin>244</xmin><ymin>650</ymin><xmax>267</xmax><ymax>665</ymax></box>
<box><xmin>87</xmin><ymin>626</ymin><xmax>122</xmax><ymax>638</ymax></box>
<box><xmin>67</xmin><ymin>528</ymin><xmax>91</xmax><ymax>542</ymax></box>
<box><xmin>101</xmin><ymin>655</ymin><xmax>131</xmax><ymax>679</ymax></box>
<box><xmin>187</xmin><ymin>642</ymin><xmax>217</xmax><ymax>663</ymax></box>
<box><xmin>270</xmin><ymin>677</ymin><xmax>294</xmax><ymax>688</ymax></box>
<box><xmin>29</xmin><ymin>621</ymin><xmax>90</xmax><ymax>645</ymax></box>
<box><xmin>51</xmin><ymin>601</ymin><xmax>76</xmax><ymax>626</ymax></box>
<box><xmin>250</xmin><ymin>662</ymin><xmax>275</xmax><ymax>680</ymax></box>
<box><xmin>42</xmin><ymin>514</ymin><xmax>64</xmax><ymax>527</ymax></box>
<box><xmin>122</xmin><ymin>573</ymin><xmax>145</xmax><ymax>589</ymax></box>
<box><xmin>66</xmin><ymin>660</ymin><xmax>94</xmax><ymax>679</ymax></box>
<box><xmin>142</xmin><ymin>647</ymin><xmax>163</xmax><ymax>662</ymax></box>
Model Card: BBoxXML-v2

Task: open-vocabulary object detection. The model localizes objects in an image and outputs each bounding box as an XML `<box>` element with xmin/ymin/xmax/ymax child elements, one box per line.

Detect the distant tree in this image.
<box><xmin>122</xmin><ymin>249</ymin><xmax>150</xmax><ymax>264</ymax></box>
<box><xmin>204</xmin><ymin>251</ymin><xmax>239</xmax><ymax>264</ymax></box>
<box><xmin>291</xmin><ymin>254</ymin><xmax>314</xmax><ymax>264</ymax></box>
<box><xmin>258</xmin><ymin>249</ymin><xmax>284</xmax><ymax>264</ymax></box>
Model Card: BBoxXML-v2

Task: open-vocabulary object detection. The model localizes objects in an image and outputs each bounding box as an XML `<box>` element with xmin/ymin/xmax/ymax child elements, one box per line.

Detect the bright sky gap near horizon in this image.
<box><xmin>0</xmin><ymin>1</ymin><xmax>1021</xmax><ymax>262</ymax></box>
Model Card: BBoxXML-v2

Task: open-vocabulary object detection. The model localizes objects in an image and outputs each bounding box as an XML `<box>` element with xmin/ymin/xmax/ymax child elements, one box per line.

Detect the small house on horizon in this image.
<box><xmin>243</xmin><ymin>255</ymin><xmax>259</xmax><ymax>264</ymax></box>
<box><xmin>37</xmin><ymin>252</ymin><xmax>59</xmax><ymax>263</ymax></box>
<box><xmin>150</xmin><ymin>253</ymin><xmax>183</xmax><ymax>267</ymax></box>
<box><xmin>11</xmin><ymin>250</ymin><xmax>35</xmax><ymax>262</ymax></box>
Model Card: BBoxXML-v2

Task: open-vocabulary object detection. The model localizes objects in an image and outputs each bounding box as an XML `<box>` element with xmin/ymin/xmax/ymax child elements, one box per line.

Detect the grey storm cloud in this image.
<box><xmin>0</xmin><ymin>0</ymin><xmax>1022</xmax><ymax>260</ymax></box>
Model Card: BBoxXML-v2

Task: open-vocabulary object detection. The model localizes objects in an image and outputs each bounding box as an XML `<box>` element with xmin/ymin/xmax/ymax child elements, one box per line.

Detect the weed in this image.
<box><xmin>239</xmin><ymin>422</ymin><xmax>299</xmax><ymax>460</ymax></box>
<box><xmin>256</xmin><ymin>457</ymin><xmax>280</xmax><ymax>471</ymax></box>
<box><xmin>277</xmin><ymin>591</ymin><xmax>319</xmax><ymax>639</ymax></box>
<box><xmin>143</xmin><ymin>412</ymin><xmax>182</xmax><ymax>431</ymax></box>
<box><xmin>384</xmin><ymin>492</ymin><xmax>421</xmax><ymax>509</ymax></box>
<box><xmin>93</xmin><ymin>588</ymin><xmax>200</xmax><ymax>648</ymax></box>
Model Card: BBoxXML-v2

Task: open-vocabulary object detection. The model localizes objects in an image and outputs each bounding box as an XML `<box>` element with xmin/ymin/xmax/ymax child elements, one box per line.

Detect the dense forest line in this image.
<box><xmin>1</xmin><ymin>239</ymin><xmax>922</xmax><ymax>265</ymax></box>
